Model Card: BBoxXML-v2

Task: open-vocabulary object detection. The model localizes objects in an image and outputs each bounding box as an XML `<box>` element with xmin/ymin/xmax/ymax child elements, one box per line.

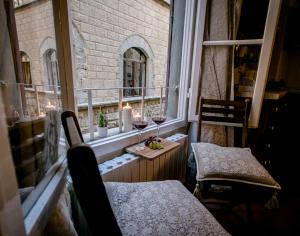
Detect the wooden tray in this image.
<box><xmin>126</xmin><ymin>138</ymin><xmax>180</xmax><ymax>160</ymax></box>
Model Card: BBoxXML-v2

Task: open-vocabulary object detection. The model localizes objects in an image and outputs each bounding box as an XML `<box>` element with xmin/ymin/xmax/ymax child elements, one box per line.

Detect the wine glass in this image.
<box><xmin>152</xmin><ymin>113</ymin><xmax>166</xmax><ymax>140</ymax></box>
<box><xmin>132</xmin><ymin>110</ymin><xmax>148</xmax><ymax>150</ymax></box>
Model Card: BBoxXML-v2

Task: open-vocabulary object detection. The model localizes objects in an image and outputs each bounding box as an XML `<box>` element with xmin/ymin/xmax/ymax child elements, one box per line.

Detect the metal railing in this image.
<box><xmin>1</xmin><ymin>81</ymin><xmax>175</xmax><ymax>141</ymax></box>
<box><xmin>78</xmin><ymin>86</ymin><xmax>169</xmax><ymax>140</ymax></box>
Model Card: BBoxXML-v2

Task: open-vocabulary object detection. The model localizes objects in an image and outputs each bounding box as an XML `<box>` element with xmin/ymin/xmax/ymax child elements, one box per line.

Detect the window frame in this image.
<box><xmin>188</xmin><ymin>0</ymin><xmax>282</xmax><ymax>128</ymax></box>
<box><xmin>123</xmin><ymin>47</ymin><xmax>147</xmax><ymax>97</ymax></box>
<box><xmin>44</xmin><ymin>49</ymin><xmax>60</xmax><ymax>91</ymax></box>
<box><xmin>22</xmin><ymin>0</ymin><xmax>75</xmax><ymax>233</ymax></box>
<box><xmin>20</xmin><ymin>51</ymin><xmax>33</xmax><ymax>87</ymax></box>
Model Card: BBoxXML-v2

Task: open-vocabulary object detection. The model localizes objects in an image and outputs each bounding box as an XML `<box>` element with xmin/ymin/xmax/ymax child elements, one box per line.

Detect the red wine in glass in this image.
<box><xmin>152</xmin><ymin>116</ymin><xmax>166</xmax><ymax>125</ymax></box>
<box><xmin>132</xmin><ymin>120</ymin><xmax>148</xmax><ymax>150</ymax></box>
<box><xmin>132</xmin><ymin>121</ymin><xmax>148</xmax><ymax>130</ymax></box>
<box><xmin>152</xmin><ymin>116</ymin><xmax>166</xmax><ymax>139</ymax></box>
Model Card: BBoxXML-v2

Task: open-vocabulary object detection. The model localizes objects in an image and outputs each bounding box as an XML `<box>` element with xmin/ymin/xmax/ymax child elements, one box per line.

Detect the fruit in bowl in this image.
<box><xmin>144</xmin><ymin>136</ymin><xmax>163</xmax><ymax>150</ymax></box>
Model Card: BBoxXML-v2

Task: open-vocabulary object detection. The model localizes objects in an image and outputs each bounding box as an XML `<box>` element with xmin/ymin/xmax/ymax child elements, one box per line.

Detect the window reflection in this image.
<box><xmin>123</xmin><ymin>48</ymin><xmax>146</xmax><ymax>97</ymax></box>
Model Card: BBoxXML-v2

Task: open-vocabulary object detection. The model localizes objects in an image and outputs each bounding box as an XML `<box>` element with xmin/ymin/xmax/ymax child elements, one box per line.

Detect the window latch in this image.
<box><xmin>0</xmin><ymin>80</ymin><xmax>7</xmax><ymax>87</ymax></box>
<box><xmin>187</xmin><ymin>88</ymin><xmax>191</xmax><ymax>98</ymax></box>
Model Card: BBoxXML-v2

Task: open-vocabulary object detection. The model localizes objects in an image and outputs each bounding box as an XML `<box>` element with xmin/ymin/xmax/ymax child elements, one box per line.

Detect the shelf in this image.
<box><xmin>235</xmin><ymin>90</ymin><xmax>288</xmax><ymax>100</ymax></box>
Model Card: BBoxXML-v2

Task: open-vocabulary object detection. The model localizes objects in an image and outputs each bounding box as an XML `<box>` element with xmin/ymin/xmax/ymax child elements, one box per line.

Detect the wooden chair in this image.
<box><xmin>192</xmin><ymin>97</ymin><xmax>281</xmax><ymax>220</ymax></box>
<box><xmin>61</xmin><ymin>110</ymin><xmax>230</xmax><ymax>236</ymax></box>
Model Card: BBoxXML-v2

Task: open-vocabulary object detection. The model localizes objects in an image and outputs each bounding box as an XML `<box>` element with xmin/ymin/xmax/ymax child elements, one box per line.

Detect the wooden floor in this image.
<box><xmin>208</xmin><ymin>181</ymin><xmax>300</xmax><ymax>236</ymax></box>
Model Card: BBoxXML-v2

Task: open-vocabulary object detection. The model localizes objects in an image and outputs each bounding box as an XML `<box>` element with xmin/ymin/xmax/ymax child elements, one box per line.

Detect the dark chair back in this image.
<box><xmin>197</xmin><ymin>97</ymin><xmax>251</xmax><ymax>147</ymax></box>
<box><xmin>8</xmin><ymin>117</ymin><xmax>45</xmax><ymax>187</ymax></box>
<box><xmin>61</xmin><ymin>111</ymin><xmax>122</xmax><ymax>236</ymax></box>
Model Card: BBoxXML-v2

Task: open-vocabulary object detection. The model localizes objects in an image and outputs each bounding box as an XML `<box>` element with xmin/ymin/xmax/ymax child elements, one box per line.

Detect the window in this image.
<box><xmin>123</xmin><ymin>48</ymin><xmax>146</xmax><ymax>97</ymax></box>
<box><xmin>0</xmin><ymin>0</ymin><xmax>191</xmax><ymax>234</ymax></box>
<box><xmin>1</xmin><ymin>0</ymin><xmax>64</xmax><ymax>223</ymax></box>
<box><xmin>70</xmin><ymin>0</ymin><xmax>178</xmax><ymax>142</ymax></box>
<box><xmin>188</xmin><ymin>0</ymin><xmax>281</xmax><ymax>128</ymax></box>
<box><xmin>44</xmin><ymin>49</ymin><xmax>60</xmax><ymax>91</ymax></box>
<box><xmin>20</xmin><ymin>51</ymin><xmax>32</xmax><ymax>87</ymax></box>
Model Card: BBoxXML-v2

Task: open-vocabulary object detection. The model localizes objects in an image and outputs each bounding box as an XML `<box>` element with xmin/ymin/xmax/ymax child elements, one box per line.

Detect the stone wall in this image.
<box><xmin>15</xmin><ymin>0</ymin><xmax>170</xmax><ymax>102</ymax></box>
<box><xmin>15</xmin><ymin>0</ymin><xmax>56</xmax><ymax>86</ymax></box>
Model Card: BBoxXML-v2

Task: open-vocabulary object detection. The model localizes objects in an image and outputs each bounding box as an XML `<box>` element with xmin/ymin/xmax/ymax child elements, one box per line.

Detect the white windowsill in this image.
<box><xmin>88</xmin><ymin>118</ymin><xmax>187</xmax><ymax>159</ymax></box>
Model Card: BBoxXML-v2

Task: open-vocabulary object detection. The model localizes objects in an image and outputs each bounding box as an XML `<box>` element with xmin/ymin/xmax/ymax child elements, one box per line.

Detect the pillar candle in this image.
<box><xmin>123</xmin><ymin>103</ymin><xmax>132</xmax><ymax>132</ymax></box>
<box><xmin>45</xmin><ymin>101</ymin><xmax>56</xmax><ymax>111</ymax></box>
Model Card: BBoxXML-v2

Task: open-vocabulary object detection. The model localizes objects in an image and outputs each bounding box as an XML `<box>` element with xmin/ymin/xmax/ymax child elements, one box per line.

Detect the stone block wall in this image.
<box><xmin>70</xmin><ymin>0</ymin><xmax>170</xmax><ymax>101</ymax></box>
<box><xmin>15</xmin><ymin>0</ymin><xmax>56</xmax><ymax>86</ymax></box>
<box><xmin>15</xmin><ymin>0</ymin><xmax>170</xmax><ymax>131</ymax></box>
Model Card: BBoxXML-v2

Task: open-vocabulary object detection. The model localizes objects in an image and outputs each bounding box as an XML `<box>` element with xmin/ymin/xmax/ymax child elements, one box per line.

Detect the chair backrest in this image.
<box><xmin>61</xmin><ymin>111</ymin><xmax>122</xmax><ymax>236</ymax></box>
<box><xmin>197</xmin><ymin>97</ymin><xmax>251</xmax><ymax>147</ymax></box>
<box><xmin>8</xmin><ymin>117</ymin><xmax>45</xmax><ymax>188</ymax></box>
<box><xmin>61</xmin><ymin>110</ymin><xmax>84</xmax><ymax>147</ymax></box>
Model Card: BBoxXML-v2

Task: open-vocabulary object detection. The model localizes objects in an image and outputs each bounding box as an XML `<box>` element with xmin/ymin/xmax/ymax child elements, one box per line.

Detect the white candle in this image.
<box><xmin>133</xmin><ymin>112</ymin><xmax>141</xmax><ymax>121</ymax></box>
<box><xmin>45</xmin><ymin>101</ymin><xmax>56</xmax><ymax>111</ymax></box>
<box><xmin>38</xmin><ymin>112</ymin><xmax>46</xmax><ymax>118</ymax></box>
<box><xmin>123</xmin><ymin>103</ymin><xmax>132</xmax><ymax>132</ymax></box>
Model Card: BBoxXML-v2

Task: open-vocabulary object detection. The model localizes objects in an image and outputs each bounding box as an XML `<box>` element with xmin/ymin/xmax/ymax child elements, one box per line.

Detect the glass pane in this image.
<box><xmin>1</xmin><ymin>0</ymin><xmax>64</xmax><ymax>216</ymax></box>
<box><xmin>204</xmin><ymin>0</ymin><xmax>269</xmax><ymax>41</ymax></box>
<box><xmin>165</xmin><ymin>86</ymin><xmax>178</xmax><ymax>119</ymax></box>
<box><xmin>77</xmin><ymin>88</ymin><xmax>121</xmax><ymax>141</ymax></box>
<box><xmin>143</xmin><ymin>87</ymin><xmax>163</xmax><ymax>122</ymax></box>
<box><xmin>198</xmin><ymin>44</ymin><xmax>261</xmax><ymax>109</ymax></box>
<box><xmin>70</xmin><ymin>0</ymin><xmax>173</xmax><ymax>138</ymax></box>
<box><xmin>234</xmin><ymin>45</ymin><xmax>261</xmax><ymax>94</ymax></box>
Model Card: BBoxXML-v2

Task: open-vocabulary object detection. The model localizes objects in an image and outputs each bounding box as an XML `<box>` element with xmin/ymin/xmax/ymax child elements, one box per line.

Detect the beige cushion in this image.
<box><xmin>192</xmin><ymin>142</ymin><xmax>281</xmax><ymax>189</ymax></box>
<box><xmin>105</xmin><ymin>180</ymin><xmax>229</xmax><ymax>236</ymax></box>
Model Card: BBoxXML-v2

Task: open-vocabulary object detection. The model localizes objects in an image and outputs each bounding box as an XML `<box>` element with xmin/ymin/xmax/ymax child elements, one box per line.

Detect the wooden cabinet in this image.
<box><xmin>247</xmin><ymin>92</ymin><xmax>288</xmax><ymax>176</ymax></box>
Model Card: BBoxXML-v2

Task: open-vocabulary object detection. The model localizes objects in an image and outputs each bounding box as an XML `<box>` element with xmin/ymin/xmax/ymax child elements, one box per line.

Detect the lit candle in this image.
<box><xmin>38</xmin><ymin>112</ymin><xmax>46</xmax><ymax>118</ymax></box>
<box><xmin>123</xmin><ymin>103</ymin><xmax>132</xmax><ymax>132</ymax></box>
<box><xmin>45</xmin><ymin>101</ymin><xmax>56</xmax><ymax>111</ymax></box>
<box><xmin>133</xmin><ymin>112</ymin><xmax>141</xmax><ymax>121</ymax></box>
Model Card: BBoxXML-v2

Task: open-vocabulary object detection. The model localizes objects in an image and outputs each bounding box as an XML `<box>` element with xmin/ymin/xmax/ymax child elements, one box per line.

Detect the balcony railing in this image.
<box><xmin>1</xmin><ymin>81</ymin><xmax>177</xmax><ymax>142</ymax></box>
<box><xmin>77</xmin><ymin>86</ymin><xmax>172</xmax><ymax>141</ymax></box>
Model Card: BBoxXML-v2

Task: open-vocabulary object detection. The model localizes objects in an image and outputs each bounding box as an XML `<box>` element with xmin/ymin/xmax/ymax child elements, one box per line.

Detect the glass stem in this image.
<box><xmin>138</xmin><ymin>131</ymin><xmax>142</xmax><ymax>146</ymax></box>
<box><xmin>157</xmin><ymin>124</ymin><xmax>160</xmax><ymax>139</ymax></box>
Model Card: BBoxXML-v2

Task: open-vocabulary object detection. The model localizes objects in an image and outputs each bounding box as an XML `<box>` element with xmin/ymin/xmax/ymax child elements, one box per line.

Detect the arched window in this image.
<box><xmin>20</xmin><ymin>51</ymin><xmax>32</xmax><ymax>87</ymax></box>
<box><xmin>123</xmin><ymin>48</ymin><xmax>146</xmax><ymax>97</ymax></box>
<box><xmin>44</xmin><ymin>49</ymin><xmax>60</xmax><ymax>90</ymax></box>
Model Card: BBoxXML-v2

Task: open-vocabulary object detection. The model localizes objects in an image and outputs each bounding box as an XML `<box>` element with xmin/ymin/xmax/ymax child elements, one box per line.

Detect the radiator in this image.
<box><xmin>99</xmin><ymin>133</ymin><xmax>188</xmax><ymax>183</ymax></box>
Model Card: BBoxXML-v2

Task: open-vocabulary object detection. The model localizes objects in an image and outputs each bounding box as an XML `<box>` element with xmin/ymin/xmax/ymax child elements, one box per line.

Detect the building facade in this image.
<box><xmin>14</xmin><ymin>0</ymin><xmax>170</xmax><ymax>130</ymax></box>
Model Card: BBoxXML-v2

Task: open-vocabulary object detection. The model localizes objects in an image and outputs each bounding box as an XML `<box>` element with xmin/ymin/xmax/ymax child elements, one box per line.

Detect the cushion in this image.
<box><xmin>43</xmin><ymin>187</ymin><xmax>78</xmax><ymax>236</ymax></box>
<box><xmin>192</xmin><ymin>142</ymin><xmax>281</xmax><ymax>189</ymax></box>
<box><xmin>105</xmin><ymin>180</ymin><xmax>229</xmax><ymax>236</ymax></box>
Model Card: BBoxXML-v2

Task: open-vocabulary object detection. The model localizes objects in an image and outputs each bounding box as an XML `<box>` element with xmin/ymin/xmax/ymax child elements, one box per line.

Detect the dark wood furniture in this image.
<box><xmin>8</xmin><ymin>118</ymin><xmax>45</xmax><ymax>188</ymax></box>
<box><xmin>197</xmin><ymin>97</ymin><xmax>251</xmax><ymax>146</ymax></box>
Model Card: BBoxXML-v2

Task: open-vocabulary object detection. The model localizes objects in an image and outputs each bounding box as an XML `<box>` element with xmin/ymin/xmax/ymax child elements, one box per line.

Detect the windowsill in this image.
<box><xmin>60</xmin><ymin>118</ymin><xmax>187</xmax><ymax>160</ymax></box>
<box><xmin>87</xmin><ymin>118</ymin><xmax>187</xmax><ymax>160</ymax></box>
